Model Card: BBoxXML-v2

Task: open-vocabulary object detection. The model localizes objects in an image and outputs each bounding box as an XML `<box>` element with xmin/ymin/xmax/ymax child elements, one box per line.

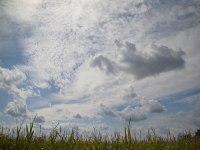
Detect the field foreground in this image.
<box><xmin>0</xmin><ymin>122</ymin><xmax>200</xmax><ymax>150</ymax></box>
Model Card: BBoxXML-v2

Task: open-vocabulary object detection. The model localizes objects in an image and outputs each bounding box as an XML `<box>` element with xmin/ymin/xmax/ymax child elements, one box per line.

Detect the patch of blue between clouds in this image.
<box><xmin>0</xmin><ymin>21</ymin><xmax>33</xmax><ymax>69</ymax></box>
<box><xmin>39</xmin><ymin>82</ymin><xmax>60</xmax><ymax>97</ymax></box>
<box><xmin>158</xmin><ymin>88</ymin><xmax>200</xmax><ymax>114</ymax></box>
<box><xmin>0</xmin><ymin>90</ymin><xmax>13</xmax><ymax>112</ymax></box>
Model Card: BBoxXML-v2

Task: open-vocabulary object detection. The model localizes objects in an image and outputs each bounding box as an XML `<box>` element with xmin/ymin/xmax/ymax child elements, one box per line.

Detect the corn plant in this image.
<box><xmin>0</xmin><ymin>120</ymin><xmax>200</xmax><ymax>150</ymax></box>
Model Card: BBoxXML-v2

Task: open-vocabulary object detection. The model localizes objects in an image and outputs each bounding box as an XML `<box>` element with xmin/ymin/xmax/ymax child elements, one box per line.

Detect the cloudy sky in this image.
<box><xmin>0</xmin><ymin>0</ymin><xmax>200</xmax><ymax>137</ymax></box>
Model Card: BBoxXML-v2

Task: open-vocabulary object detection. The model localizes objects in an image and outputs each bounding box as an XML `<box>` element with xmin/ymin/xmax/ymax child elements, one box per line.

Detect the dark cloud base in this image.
<box><xmin>92</xmin><ymin>42</ymin><xmax>185</xmax><ymax>80</ymax></box>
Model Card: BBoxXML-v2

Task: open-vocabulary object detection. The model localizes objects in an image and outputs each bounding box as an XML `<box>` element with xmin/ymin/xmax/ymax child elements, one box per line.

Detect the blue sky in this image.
<box><xmin>0</xmin><ymin>0</ymin><xmax>200</xmax><ymax>137</ymax></box>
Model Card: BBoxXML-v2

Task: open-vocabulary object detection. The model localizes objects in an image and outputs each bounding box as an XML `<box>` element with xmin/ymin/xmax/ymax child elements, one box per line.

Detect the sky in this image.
<box><xmin>0</xmin><ymin>0</ymin><xmax>200</xmax><ymax>137</ymax></box>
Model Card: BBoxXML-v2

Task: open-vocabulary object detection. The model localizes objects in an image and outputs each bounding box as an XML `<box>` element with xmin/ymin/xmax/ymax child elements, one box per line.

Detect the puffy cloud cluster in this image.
<box><xmin>0</xmin><ymin>67</ymin><xmax>32</xmax><ymax>100</ymax></box>
<box><xmin>122</xmin><ymin>86</ymin><xmax>137</xmax><ymax>101</ymax></box>
<box><xmin>0</xmin><ymin>67</ymin><xmax>28</xmax><ymax>119</ymax></box>
<box><xmin>34</xmin><ymin>115</ymin><xmax>45</xmax><ymax>123</ymax></box>
<box><xmin>118</xmin><ymin>105</ymin><xmax>147</xmax><ymax>122</ymax></box>
<box><xmin>121</xmin><ymin>43</ymin><xmax>185</xmax><ymax>79</ymax></box>
<box><xmin>91</xmin><ymin>56</ymin><xmax>118</xmax><ymax>75</ymax></box>
<box><xmin>0</xmin><ymin>67</ymin><xmax>39</xmax><ymax>120</ymax></box>
<box><xmin>141</xmin><ymin>99</ymin><xmax>167</xmax><ymax>114</ymax></box>
<box><xmin>73</xmin><ymin>113</ymin><xmax>102</xmax><ymax>120</ymax></box>
<box><xmin>92</xmin><ymin>42</ymin><xmax>185</xmax><ymax>80</ymax></box>
<box><xmin>4</xmin><ymin>99</ymin><xmax>27</xmax><ymax>118</ymax></box>
<box><xmin>100</xmin><ymin>104</ymin><xmax>118</xmax><ymax>117</ymax></box>
<box><xmin>0</xmin><ymin>67</ymin><xmax>25</xmax><ymax>86</ymax></box>
<box><xmin>100</xmin><ymin>98</ymin><xmax>166</xmax><ymax>122</ymax></box>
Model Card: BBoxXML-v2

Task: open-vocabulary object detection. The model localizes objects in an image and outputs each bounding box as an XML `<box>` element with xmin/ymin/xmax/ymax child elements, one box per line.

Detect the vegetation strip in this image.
<box><xmin>0</xmin><ymin>121</ymin><xmax>200</xmax><ymax>150</ymax></box>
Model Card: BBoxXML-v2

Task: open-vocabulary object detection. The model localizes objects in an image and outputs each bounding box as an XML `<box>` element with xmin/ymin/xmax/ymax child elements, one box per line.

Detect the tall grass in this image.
<box><xmin>0</xmin><ymin>121</ymin><xmax>199</xmax><ymax>150</ymax></box>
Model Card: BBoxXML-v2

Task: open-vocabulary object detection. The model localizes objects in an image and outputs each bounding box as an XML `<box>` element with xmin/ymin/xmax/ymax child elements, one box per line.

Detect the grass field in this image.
<box><xmin>0</xmin><ymin>121</ymin><xmax>200</xmax><ymax>150</ymax></box>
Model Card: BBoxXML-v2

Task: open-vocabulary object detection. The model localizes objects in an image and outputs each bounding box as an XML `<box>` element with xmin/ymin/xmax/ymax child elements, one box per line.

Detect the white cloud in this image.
<box><xmin>8</xmin><ymin>0</ymin><xmax>198</xmax><ymax>104</ymax></box>
<box><xmin>5</xmin><ymin>99</ymin><xmax>28</xmax><ymax>118</ymax></box>
<box><xmin>100</xmin><ymin>98</ymin><xmax>166</xmax><ymax>122</ymax></box>
<box><xmin>0</xmin><ymin>0</ymin><xmax>40</xmax><ymax>23</ymax></box>
<box><xmin>18</xmin><ymin>0</ymin><xmax>108</xmax><ymax>89</ymax></box>
<box><xmin>100</xmin><ymin>104</ymin><xmax>118</xmax><ymax>117</ymax></box>
<box><xmin>0</xmin><ymin>67</ymin><xmax>33</xmax><ymax>100</ymax></box>
<box><xmin>122</xmin><ymin>86</ymin><xmax>137</xmax><ymax>101</ymax></box>
<box><xmin>34</xmin><ymin>115</ymin><xmax>45</xmax><ymax>123</ymax></box>
<box><xmin>0</xmin><ymin>67</ymin><xmax>26</xmax><ymax>87</ymax></box>
<box><xmin>142</xmin><ymin>98</ymin><xmax>166</xmax><ymax>114</ymax></box>
<box><xmin>15</xmin><ymin>0</ymin><xmax>156</xmax><ymax>89</ymax></box>
<box><xmin>118</xmin><ymin>105</ymin><xmax>147</xmax><ymax>122</ymax></box>
<box><xmin>31</xmin><ymin>101</ymin><xmax>103</xmax><ymax>122</ymax></box>
<box><xmin>73</xmin><ymin>113</ymin><xmax>101</xmax><ymax>120</ymax></box>
<box><xmin>0</xmin><ymin>67</ymin><xmax>35</xmax><ymax>119</ymax></box>
<box><xmin>0</xmin><ymin>0</ymin><xmax>40</xmax><ymax>59</ymax></box>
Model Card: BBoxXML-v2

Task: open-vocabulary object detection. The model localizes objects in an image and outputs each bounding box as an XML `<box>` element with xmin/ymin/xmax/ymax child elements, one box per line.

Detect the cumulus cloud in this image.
<box><xmin>73</xmin><ymin>113</ymin><xmax>102</xmax><ymax>120</ymax></box>
<box><xmin>122</xmin><ymin>86</ymin><xmax>137</xmax><ymax>101</ymax></box>
<box><xmin>91</xmin><ymin>56</ymin><xmax>118</xmax><ymax>75</ymax></box>
<box><xmin>100</xmin><ymin>98</ymin><xmax>166</xmax><ymax>122</ymax></box>
<box><xmin>0</xmin><ymin>67</ymin><xmax>34</xmax><ymax>119</ymax></box>
<box><xmin>64</xmin><ymin>109</ymin><xmax>103</xmax><ymax>120</ymax></box>
<box><xmin>0</xmin><ymin>67</ymin><xmax>26</xmax><ymax>87</ymax></box>
<box><xmin>5</xmin><ymin>99</ymin><xmax>28</xmax><ymax>118</ymax></box>
<box><xmin>74</xmin><ymin>113</ymin><xmax>83</xmax><ymax>119</ymax></box>
<box><xmin>34</xmin><ymin>115</ymin><xmax>45</xmax><ymax>123</ymax></box>
<box><xmin>92</xmin><ymin>42</ymin><xmax>185</xmax><ymax>80</ymax></box>
<box><xmin>100</xmin><ymin>104</ymin><xmax>118</xmax><ymax>117</ymax></box>
<box><xmin>0</xmin><ymin>67</ymin><xmax>32</xmax><ymax>100</ymax></box>
<box><xmin>118</xmin><ymin>105</ymin><xmax>147</xmax><ymax>122</ymax></box>
<box><xmin>122</xmin><ymin>43</ymin><xmax>185</xmax><ymax>79</ymax></box>
<box><xmin>142</xmin><ymin>98</ymin><xmax>167</xmax><ymax>114</ymax></box>
<box><xmin>119</xmin><ymin>98</ymin><xmax>166</xmax><ymax>122</ymax></box>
